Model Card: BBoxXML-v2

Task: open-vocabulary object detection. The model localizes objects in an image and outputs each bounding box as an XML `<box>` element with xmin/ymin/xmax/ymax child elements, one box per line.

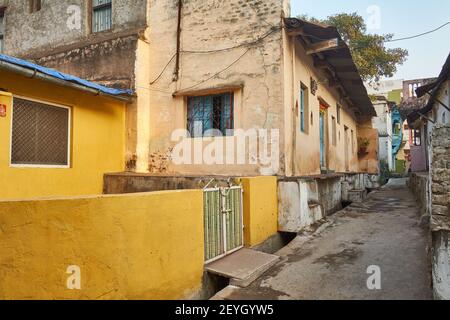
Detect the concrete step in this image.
<box><xmin>205</xmin><ymin>248</ymin><xmax>280</xmax><ymax>288</ymax></box>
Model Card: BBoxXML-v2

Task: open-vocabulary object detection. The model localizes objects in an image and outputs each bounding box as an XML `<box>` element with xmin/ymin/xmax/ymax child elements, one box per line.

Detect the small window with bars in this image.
<box><xmin>92</xmin><ymin>0</ymin><xmax>112</xmax><ymax>33</ymax></box>
<box><xmin>11</xmin><ymin>97</ymin><xmax>71</xmax><ymax>167</ymax></box>
<box><xmin>187</xmin><ymin>93</ymin><xmax>234</xmax><ymax>138</ymax></box>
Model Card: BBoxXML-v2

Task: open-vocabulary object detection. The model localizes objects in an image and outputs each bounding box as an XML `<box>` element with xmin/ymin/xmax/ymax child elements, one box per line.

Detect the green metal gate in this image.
<box><xmin>204</xmin><ymin>186</ymin><xmax>244</xmax><ymax>263</ymax></box>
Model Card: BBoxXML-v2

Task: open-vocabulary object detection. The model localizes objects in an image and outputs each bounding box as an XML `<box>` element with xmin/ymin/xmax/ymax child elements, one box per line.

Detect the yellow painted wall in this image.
<box><xmin>0</xmin><ymin>190</ymin><xmax>204</xmax><ymax>300</ymax></box>
<box><xmin>241</xmin><ymin>176</ymin><xmax>278</xmax><ymax>247</ymax></box>
<box><xmin>0</xmin><ymin>70</ymin><xmax>126</xmax><ymax>200</ymax></box>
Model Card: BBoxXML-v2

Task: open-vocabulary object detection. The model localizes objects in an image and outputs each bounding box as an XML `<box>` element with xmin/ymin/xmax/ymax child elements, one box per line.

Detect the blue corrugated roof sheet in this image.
<box><xmin>0</xmin><ymin>54</ymin><xmax>133</xmax><ymax>96</ymax></box>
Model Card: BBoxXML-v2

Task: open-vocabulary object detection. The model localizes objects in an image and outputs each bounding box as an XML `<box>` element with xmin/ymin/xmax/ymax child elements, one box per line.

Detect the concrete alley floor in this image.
<box><xmin>222</xmin><ymin>178</ymin><xmax>432</xmax><ymax>300</ymax></box>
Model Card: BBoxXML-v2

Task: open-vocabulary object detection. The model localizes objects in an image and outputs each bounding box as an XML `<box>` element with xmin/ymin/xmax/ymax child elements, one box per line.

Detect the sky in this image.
<box><xmin>291</xmin><ymin>0</ymin><xmax>450</xmax><ymax>81</ymax></box>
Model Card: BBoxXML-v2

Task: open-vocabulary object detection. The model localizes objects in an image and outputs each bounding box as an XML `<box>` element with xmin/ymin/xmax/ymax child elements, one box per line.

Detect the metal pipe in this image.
<box><xmin>173</xmin><ymin>0</ymin><xmax>183</xmax><ymax>82</ymax></box>
<box><xmin>0</xmin><ymin>61</ymin><xmax>132</xmax><ymax>103</ymax></box>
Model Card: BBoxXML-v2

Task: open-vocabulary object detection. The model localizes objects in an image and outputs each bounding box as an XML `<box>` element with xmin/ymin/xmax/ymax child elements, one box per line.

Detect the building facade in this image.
<box><xmin>0</xmin><ymin>55</ymin><xmax>129</xmax><ymax>200</ymax></box>
<box><xmin>0</xmin><ymin>0</ymin><xmax>376</xmax><ymax>179</ymax></box>
<box><xmin>409</xmin><ymin>53</ymin><xmax>450</xmax><ymax>300</ymax></box>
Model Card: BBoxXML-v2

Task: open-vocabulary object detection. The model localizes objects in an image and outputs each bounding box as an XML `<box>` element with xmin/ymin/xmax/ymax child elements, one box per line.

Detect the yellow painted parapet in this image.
<box><xmin>240</xmin><ymin>176</ymin><xmax>278</xmax><ymax>247</ymax></box>
<box><xmin>0</xmin><ymin>190</ymin><xmax>204</xmax><ymax>300</ymax></box>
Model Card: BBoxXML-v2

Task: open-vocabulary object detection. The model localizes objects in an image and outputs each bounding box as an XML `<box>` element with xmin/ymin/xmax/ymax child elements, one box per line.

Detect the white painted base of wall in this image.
<box><xmin>433</xmin><ymin>231</ymin><xmax>450</xmax><ymax>300</ymax></box>
<box><xmin>278</xmin><ymin>174</ymin><xmax>375</xmax><ymax>233</ymax></box>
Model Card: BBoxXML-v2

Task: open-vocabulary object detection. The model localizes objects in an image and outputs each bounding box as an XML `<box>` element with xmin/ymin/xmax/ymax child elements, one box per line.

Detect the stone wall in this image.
<box><xmin>431</xmin><ymin>125</ymin><xmax>450</xmax><ymax>231</ymax></box>
<box><xmin>0</xmin><ymin>0</ymin><xmax>148</xmax><ymax>89</ymax></box>
<box><xmin>430</xmin><ymin>124</ymin><xmax>450</xmax><ymax>300</ymax></box>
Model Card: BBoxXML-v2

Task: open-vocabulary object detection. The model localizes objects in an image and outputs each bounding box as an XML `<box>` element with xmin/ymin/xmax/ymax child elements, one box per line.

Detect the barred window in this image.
<box><xmin>187</xmin><ymin>93</ymin><xmax>234</xmax><ymax>138</ymax></box>
<box><xmin>11</xmin><ymin>98</ymin><xmax>70</xmax><ymax>167</ymax></box>
<box><xmin>92</xmin><ymin>0</ymin><xmax>112</xmax><ymax>33</ymax></box>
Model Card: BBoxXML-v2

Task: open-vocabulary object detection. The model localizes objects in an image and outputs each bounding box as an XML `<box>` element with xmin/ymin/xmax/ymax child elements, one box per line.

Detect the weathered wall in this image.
<box><xmin>32</xmin><ymin>34</ymin><xmax>140</xmax><ymax>89</ymax></box>
<box><xmin>137</xmin><ymin>0</ymin><xmax>289</xmax><ymax>176</ymax></box>
<box><xmin>0</xmin><ymin>70</ymin><xmax>125</xmax><ymax>200</ymax></box>
<box><xmin>279</xmin><ymin>173</ymin><xmax>373</xmax><ymax>233</ymax></box>
<box><xmin>0</xmin><ymin>0</ymin><xmax>147</xmax><ymax>56</ymax></box>
<box><xmin>241</xmin><ymin>176</ymin><xmax>278</xmax><ymax>247</ymax></box>
<box><xmin>372</xmin><ymin>100</ymin><xmax>393</xmax><ymax>169</ymax></box>
<box><xmin>430</xmin><ymin>124</ymin><xmax>450</xmax><ymax>300</ymax></box>
<box><xmin>0</xmin><ymin>190</ymin><xmax>204</xmax><ymax>300</ymax></box>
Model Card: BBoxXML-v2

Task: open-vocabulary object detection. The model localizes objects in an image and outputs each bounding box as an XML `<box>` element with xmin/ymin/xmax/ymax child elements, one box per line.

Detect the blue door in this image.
<box><xmin>319</xmin><ymin>111</ymin><xmax>326</xmax><ymax>169</ymax></box>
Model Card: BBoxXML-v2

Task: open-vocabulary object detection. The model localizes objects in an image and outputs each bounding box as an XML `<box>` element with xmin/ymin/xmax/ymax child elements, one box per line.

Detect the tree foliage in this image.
<box><xmin>299</xmin><ymin>13</ymin><xmax>408</xmax><ymax>83</ymax></box>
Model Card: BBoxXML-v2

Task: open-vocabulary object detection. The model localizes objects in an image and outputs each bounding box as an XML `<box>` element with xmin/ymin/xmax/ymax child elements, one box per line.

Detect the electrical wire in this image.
<box><xmin>301</xmin><ymin>21</ymin><xmax>450</xmax><ymax>44</ymax></box>
<box><xmin>150</xmin><ymin>53</ymin><xmax>177</xmax><ymax>85</ymax></box>
<box><xmin>386</xmin><ymin>21</ymin><xmax>450</xmax><ymax>42</ymax></box>
<box><xmin>176</xmin><ymin>48</ymin><xmax>251</xmax><ymax>93</ymax></box>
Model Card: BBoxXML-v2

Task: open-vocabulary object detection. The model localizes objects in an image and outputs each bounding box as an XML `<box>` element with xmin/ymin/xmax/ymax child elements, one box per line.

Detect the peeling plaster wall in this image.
<box><xmin>141</xmin><ymin>0</ymin><xmax>290</xmax><ymax>175</ymax></box>
<box><xmin>358</xmin><ymin>120</ymin><xmax>380</xmax><ymax>174</ymax></box>
<box><xmin>0</xmin><ymin>190</ymin><xmax>204</xmax><ymax>300</ymax></box>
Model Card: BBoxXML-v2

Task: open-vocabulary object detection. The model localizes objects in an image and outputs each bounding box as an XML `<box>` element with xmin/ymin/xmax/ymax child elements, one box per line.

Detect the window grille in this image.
<box><xmin>11</xmin><ymin>98</ymin><xmax>70</xmax><ymax>166</ymax></box>
<box><xmin>92</xmin><ymin>0</ymin><xmax>112</xmax><ymax>33</ymax></box>
<box><xmin>187</xmin><ymin>93</ymin><xmax>234</xmax><ymax>137</ymax></box>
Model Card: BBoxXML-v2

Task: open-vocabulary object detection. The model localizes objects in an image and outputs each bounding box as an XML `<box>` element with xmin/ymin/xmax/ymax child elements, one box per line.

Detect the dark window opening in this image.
<box><xmin>187</xmin><ymin>93</ymin><xmax>234</xmax><ymax>137</ymax></box>
<box><xmin>29</xmin><ymin>0</ymin><xmax>41</xmax><ymax>13</ymax></box>
<box><xmin>337</xmin><ymin>104</ymin><xmax>341</xmax><ymax>125</ymax></box>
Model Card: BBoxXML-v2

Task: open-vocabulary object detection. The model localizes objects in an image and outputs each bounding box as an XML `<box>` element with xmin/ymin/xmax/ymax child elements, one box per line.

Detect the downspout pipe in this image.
<box><xmin>173</xmin><ymin>0</ymin><xmax>183</xmax><ymax>82</ymax></box>
<box><xmin>0</xmin><ymin>61</ymin><xmax>132</xmax><ymax>103</ymax></box>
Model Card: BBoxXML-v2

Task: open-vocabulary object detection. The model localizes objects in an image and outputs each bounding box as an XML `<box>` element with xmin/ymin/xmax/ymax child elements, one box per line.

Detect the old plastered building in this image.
<box><xmin>0</xmin><ymin>0</ymin><xmax>376</xmax><ymax>177</ymax></box>
<box><xmin>408</xmin><ymin>53</ymin><xmax>450</xmax><ymax>299</ymax></box>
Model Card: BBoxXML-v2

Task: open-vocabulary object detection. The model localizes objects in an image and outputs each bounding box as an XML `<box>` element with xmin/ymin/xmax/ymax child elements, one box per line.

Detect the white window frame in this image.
<box><xmin>9</xmin><ymin>95</ymin><xmax>72</xmax><ymax>169</ymax></box>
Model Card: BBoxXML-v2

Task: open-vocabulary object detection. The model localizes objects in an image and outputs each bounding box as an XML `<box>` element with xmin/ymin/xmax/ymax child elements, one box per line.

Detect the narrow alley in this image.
<box><xmin>219</xmin><ymin>179</ymin><xmax>433</xmax><ymax>300</ymax></box>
